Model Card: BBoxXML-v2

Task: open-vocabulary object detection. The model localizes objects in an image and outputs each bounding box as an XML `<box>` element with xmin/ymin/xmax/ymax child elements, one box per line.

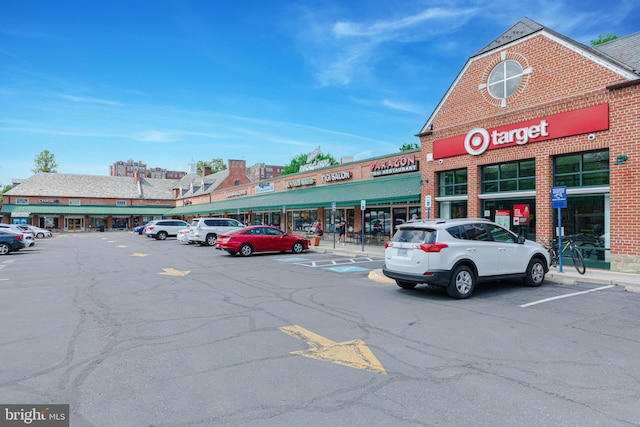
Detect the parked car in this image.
<box><xmin>215</xmin><ymin>226</ymin><xmax>309</xmax><ymax>256</ymax></box>
<box><xmin>0</xmin><ymin>224</ymin><xmax>35</xmax><ymax>247</ymax></box>
<box><xmin>188</xmin><ymin>217</ymin><xmax>245</xmax><ymax>246</ymax></box>
<box><xmin>382</xmin><ymin>218</ymin><xmax>550</xmax><ymax>299</ymax></box>
<box><xmin>144</xmin><ymin>220</ymin><xmax>190</xmax><ymax>240</ymax></box>
<box><xmin>0</xmin><ymin>230</ymin><xmax>26</xmax><ymax>255</ymax></box>
<box><xmin>134</xmin><ymin>224</ymin><xmax>146</xmax><ymax>234</ymax></box>
<box><xmin>177</xmin><ymin>227</ymin><xmax>191</xmax><ymax>244</ymax></box>
<box><xmin>17</xmin><ymin>224</ymin><xmax>52</xmax><ymax>238</ymax></box>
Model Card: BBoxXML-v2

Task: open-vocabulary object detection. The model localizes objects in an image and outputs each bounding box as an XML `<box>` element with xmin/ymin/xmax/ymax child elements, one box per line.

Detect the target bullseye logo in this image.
<box><xmin>464</xmin><ymin>128</ymin><xmax>490</xmax><ymax>155</ymax></box>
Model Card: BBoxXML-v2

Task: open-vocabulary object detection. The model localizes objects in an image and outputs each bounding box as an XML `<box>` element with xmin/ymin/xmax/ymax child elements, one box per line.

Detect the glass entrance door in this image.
<box><xmin>66</xmin><ymin>217</ymin><xmax>83</xmax><ymax>231</ymax></box>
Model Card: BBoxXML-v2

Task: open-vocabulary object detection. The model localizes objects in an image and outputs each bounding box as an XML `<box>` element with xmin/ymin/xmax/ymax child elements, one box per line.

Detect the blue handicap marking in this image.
<box><xmin>275</xmin><ymin>257</ymin><xmax>309</xmax><ymax>262</ymax></box>
<box><xmin>324</xmin><ymin>266</ymin><xmax>370</xmax><ymax>273</ymax></box>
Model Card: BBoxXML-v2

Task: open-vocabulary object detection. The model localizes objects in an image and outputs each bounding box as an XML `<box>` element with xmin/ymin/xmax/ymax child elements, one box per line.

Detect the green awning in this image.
<box><xmin>0</xmin><ymin>204</ymin><xmax>173</xmax><ymax>216</ymax></box>
<box><xmin>167</xmin><ymin>172</ymin><xmax>421</xmax><ymax>215</ymax></box>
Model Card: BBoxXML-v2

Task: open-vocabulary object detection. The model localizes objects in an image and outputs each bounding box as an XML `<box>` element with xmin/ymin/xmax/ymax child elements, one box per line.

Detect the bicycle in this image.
<box><xmin>537</xmin><ymin>235</ymin><xmax>586</xmax><ymax>275</ymax></box>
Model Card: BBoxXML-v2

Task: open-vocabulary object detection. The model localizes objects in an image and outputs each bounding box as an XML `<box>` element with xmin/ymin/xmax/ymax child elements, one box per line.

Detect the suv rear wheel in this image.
<box><xmin>447</xmin><ymin>265</ymin><xmax>475</xmax><ymax>299</ymax></box>
<box><xmin>205</xmin><ymin>233</ymin><xmax>217</xmax><ymax>246</ymax></box>
<box><xmin>156</xmin><ymin>231</ymin><xmax>168</xmax><ymax>240</ymax></box>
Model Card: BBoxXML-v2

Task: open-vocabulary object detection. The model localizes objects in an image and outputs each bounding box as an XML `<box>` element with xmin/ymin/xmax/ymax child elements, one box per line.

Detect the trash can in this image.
<box><xmin>98</xmin><ymin>225</ymin><xmax>104</xmax><ymax>232</ymax></box>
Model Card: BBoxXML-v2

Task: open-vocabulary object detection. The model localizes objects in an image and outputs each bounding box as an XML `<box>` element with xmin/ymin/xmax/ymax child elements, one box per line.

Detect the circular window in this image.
<box><xmin>487</xmin><ymin>60</ymin><xmax>524</xmax><ymax>100</ymax></box>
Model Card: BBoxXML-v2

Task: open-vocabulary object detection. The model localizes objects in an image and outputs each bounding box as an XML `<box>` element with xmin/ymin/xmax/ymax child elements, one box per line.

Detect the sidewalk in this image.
<box><xmin>308</xmin><ymin>236</ymin><xmax>640</xmax><ymax>294</ymax></box>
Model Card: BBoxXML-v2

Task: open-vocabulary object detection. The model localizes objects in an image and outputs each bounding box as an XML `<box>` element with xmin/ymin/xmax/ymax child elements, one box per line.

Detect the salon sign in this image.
<box><xmin>432</xmin><ymin>103</ymin><xmax>609</xmax><ymax>159</ymax></box>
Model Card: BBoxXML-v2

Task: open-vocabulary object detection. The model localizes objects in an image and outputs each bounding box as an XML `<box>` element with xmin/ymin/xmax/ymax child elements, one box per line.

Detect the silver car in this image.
<box><xmin>383</xmin><ymin>218</ymin><xmax>550</xmax><ymax>299</ymax></box>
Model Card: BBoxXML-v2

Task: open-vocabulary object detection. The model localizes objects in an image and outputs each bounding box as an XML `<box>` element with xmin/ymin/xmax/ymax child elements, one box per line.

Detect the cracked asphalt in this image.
<box><xmin>1</xmin><ymin>232</ymin><xmax>639</xmax><ymax>426</ymax></box>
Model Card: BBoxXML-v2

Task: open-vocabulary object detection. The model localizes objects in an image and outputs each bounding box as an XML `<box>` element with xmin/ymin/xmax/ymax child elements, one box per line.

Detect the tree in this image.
<box><xmin>591</xmin><ymin>34</ymin><xmax>618</xmax><ymax>46</ymax></box>
<box><xmin>196</xmin><ymin>158</ymin><xmax>226</xmax><ymax>175</ymax></box>
<box><xmin>399</xmin><ymin>143</ymin><xmax>420</xmax><ymax>152</ymax></box>
<box><xmin>280</xmin><ymin>153</ymin><xmax>338</xmax><ymax>176</ymax></box>
<box><xmin>32</xmin><ymin>150</ymin><xmax>58</xmax><ymax>174</ymax></box>
<box><xmin>0</xmin><ymin>184</ymin><xmax>12</xmax><ymax>203</ymax></box>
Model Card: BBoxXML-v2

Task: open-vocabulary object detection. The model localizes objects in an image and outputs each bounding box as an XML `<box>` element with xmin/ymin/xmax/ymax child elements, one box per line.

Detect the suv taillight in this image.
<box><xmin>15</xmin><ymin>235</ymin><xmax>23</xmax><ymax>241</ymax></box>
<box><xmin>419</xmin><ymin>243</ymin><xmax>448</xmax><ymax>252</ymax></box>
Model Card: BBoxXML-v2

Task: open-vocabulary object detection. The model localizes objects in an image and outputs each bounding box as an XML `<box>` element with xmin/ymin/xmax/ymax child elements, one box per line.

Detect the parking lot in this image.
<box><xmin>2</xmin><ymin>232</ymin><xmax>639</xmax><ymax>426</ymax></box>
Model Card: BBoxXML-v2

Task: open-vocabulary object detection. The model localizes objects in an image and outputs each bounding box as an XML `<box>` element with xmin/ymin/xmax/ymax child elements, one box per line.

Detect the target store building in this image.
<box><xmin>417</xmin><ymin>18</ymin><xmax>639</xmax><ymax>273</ymax></box>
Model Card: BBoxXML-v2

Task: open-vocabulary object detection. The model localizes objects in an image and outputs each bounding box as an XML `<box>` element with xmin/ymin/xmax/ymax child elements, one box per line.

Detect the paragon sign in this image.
<box><xmin>432</xmin><ymin>103</ymin><xmax>609</xmax><ymax>159</ymax></box>
<box><xmin>370</xmin><ymin>154</ymin><xmax>418</xmax><ymax>177</ymax></box>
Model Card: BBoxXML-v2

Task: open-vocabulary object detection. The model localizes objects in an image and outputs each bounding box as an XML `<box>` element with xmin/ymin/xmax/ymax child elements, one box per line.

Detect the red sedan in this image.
<box><xmin>216</xmin><ymin>226</ymin><xmax>309</xmax><ymax>257</ymax></box>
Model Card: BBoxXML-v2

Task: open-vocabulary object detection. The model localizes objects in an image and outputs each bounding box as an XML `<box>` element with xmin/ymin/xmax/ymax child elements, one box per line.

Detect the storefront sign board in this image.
<box><xmin>432</xmin><ymin>104</ymin><xmax>609</xmax><ymax>159</ymax></box>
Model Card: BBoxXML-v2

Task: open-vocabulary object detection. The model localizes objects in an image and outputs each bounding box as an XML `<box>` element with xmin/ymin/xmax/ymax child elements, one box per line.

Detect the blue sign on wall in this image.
<box><xmin>551</xmin><ymin>186</ymin><xmax>567</xmax><ymax>209</ymax></box>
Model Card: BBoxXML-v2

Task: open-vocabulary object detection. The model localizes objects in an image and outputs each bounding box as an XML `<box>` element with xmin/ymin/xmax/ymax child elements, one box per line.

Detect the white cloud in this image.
<box><xmin>55</xmin><ymin>93</ymin><xmax>122</xmax><ymax>106</ymax></box>
<box><xmin>131</xmin><ymin>130</ymin><xmax>176</xmax><ymax>143</ymax></box>
<box><xmin>299</xmin><ymin>5</ymin><xmax>479</xmax><ymax>87</ymax></box>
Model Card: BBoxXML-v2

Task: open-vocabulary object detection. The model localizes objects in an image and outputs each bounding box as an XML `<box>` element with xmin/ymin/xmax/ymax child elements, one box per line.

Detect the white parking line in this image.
<box><xmin>296</xmin><ymin>257</ymin><xmax>377</xmax><ymax>268</ymax></box>
<box><xmin>520</xmin><ymin>285</ymin><xmax>616</xmax><ymax>308</ymax></box>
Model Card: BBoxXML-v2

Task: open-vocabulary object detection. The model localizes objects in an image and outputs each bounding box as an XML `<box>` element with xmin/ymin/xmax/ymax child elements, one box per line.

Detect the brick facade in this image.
<box><xmin>419</xmin><ymin>30</ymin><xmax>639</xmax><ymax>272</ymax></box>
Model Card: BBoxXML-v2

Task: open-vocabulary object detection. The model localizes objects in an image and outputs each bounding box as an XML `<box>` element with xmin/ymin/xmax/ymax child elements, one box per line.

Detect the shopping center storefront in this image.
<box><xmin>1</xmin><ymin>204</ymin><xmax>173</xmax><ymax>232</ymax></box>
<box><xmin>167</xmin><ymin>171</ymin><xmax>422</xmax><ymax>244</ymax></box>
<box><xmin>417</xmin><ymin>18</ymin><xmax>639</xmax><ymax>272</ymax></box>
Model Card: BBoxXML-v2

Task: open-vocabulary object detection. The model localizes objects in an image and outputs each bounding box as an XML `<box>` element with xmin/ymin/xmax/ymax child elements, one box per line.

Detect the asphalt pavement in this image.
<box><xmin>308</xmin><ymin>235</ymin><xmax>640</xmax><ymax>294</ymax></box>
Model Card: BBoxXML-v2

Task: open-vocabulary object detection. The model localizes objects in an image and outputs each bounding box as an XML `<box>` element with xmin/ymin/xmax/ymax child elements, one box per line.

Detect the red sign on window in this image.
<box><xmin>513</xmin><ymin>204</ymin><xmax>530</xmax><ymax>225</ymax></box>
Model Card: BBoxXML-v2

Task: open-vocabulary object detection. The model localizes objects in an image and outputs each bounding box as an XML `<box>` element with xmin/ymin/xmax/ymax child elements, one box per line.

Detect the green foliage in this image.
<box><xmin>32</xmin><ymin>149</ymin><xmax>58</xmax><ymax>174</ymax></box>
<box><xmin>281</xmin><ymin>154</ymin><xmax>308</xmax><ymax>176</ymax></box>
<box><xmin>0</xmin><ymin>183</ymin><xmax>12</xmax><ymax>203</ymax></box>
<box><xmin>591</xmin><ymin>34</ymin><xmax>618</xmax><ymax>46</ymax></box>
<box><xmin>197</xmin><ymin>158</ymin><xmax>226</xmax><ymax>175</ymax></box>
<box><xmin>280</xmin><ymin>153</ymin><xmax>339</xmax><ymax>176</ymax></box>
<box><xmin>399</xmin><ymin>143</ymin><xmax>420</xmax><ymax>152</ymax></box>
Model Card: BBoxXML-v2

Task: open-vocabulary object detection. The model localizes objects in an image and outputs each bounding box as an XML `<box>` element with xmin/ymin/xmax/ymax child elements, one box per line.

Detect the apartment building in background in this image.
<box><xmin>110</xmin><ymin>160</ymin><xmax>187</xmax><ymax>180</ymax></box>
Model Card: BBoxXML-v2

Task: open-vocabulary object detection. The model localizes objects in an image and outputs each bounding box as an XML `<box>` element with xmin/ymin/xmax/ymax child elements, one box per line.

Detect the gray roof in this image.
<box><xmin>475</xmin><ymin>17</ymin><xmax>544</xmax><ymax>56</ymax></box>
<box><xmin>6</xmin><ymin>173</ymin><xmax>179</xmax><ymax>200</ymax></box>
<box><xmin>475</xmin><ymin>17</ymin><xmax>640</xmax><ymax>74</ymax></box>
<box><xmin>594</xmin><ymin>32</ymin><xmax>640</xmax><ymax>72</ymax></box>
<box><xmin>174</xmin><ymin>170</ymin><xmax>230</xmax><ymax>199</ymax></box>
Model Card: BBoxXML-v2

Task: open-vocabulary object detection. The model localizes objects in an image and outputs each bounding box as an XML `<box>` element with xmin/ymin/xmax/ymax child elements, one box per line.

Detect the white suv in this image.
<box><xmin>383</xmin><ymin>218</ymin><xmax>550</xmax><ymax>299</ymax></box>
<box><xmin>188</xmin><ymin>217</ymin><xmax>244</xmax><ymax>246</ymax></box>
<box><xmin>144</xmin><ymin>220</ymin><xmax>190</xmax><ymax>240</ymax></box>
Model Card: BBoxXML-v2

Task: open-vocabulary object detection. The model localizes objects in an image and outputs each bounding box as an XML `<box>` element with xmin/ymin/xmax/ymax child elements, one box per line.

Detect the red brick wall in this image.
<box><xmin>419</xmin><ymin>32</ymin><xmax>639</xmax><ymax>272</ymax></box>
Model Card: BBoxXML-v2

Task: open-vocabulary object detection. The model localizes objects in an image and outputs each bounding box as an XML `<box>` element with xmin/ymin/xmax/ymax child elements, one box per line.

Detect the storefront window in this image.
<box><xmin>554</xmin><ymin>150</ymin><xmax>609</xmax><ymax>187</ymax></box>
<box><xmin>481</xmin><ymin>198</ymin><xmax>536</xmax><ymax>241</ymax></box>
<box><xmin>440</xmin><ymin>201</ymin><xmax>467</xmax><ymax>219</ymax></box>
<box><xmin>287</xmin><ymin>210</ymin><xmax>318</xmax><ymax>232</ymax></box>
<box><xmin>438</xmin><ymin>169</ymin><xmax>468</xmax><ymax>196</ymax></box>
<box><xmin>253</xmin><ymin>211</ymin><xmax>281</xmax><ymax>226</ymax></box>
<box><xmin>481</xmin><ymin>159</ymin><xmax>535</xmax><ymax>193</ymax></box>
<box><xmin>365</xmin><ymin>208</ymin><xmax>391</xmax><ymax>238</ymax></box>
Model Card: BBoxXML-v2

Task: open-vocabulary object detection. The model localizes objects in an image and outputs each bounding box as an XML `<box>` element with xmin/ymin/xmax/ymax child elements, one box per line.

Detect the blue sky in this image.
<box><xmin>1</xmin><ymin>0</ymin><xmax>638</xmax><ymax>187</ymax></box>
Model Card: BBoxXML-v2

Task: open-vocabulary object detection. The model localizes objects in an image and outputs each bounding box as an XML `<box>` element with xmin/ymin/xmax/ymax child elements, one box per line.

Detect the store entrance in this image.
<box><xmin>66</xmin><ymin>217</ymin><xmax>83</xmax><ymax>231</ymax></box>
